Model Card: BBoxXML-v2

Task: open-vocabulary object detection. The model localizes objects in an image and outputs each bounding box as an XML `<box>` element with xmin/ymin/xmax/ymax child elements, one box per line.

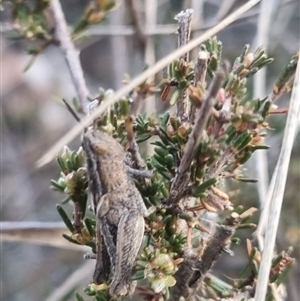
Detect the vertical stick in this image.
<box><xmin>110</xmin><ymin>2</ymin><xmax>129</xmax><ymax>89</ymax></box>
<box><xmin>252</xmin><ymin>0</ymin><xmax>276</xmax><ymax>225</ymax></box>
<box><xmin>175</xmin><ymin>9</ymin><xmax>193</xmax><ymax>121</ymax></box>
<box><xmin>50</xmin><ymin>0</ymin><xmax>90</xmax><ymax>114</ymax></box>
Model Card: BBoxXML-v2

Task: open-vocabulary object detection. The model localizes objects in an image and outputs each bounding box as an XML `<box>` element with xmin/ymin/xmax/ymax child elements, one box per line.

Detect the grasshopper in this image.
<box><xmin>83</xmin><ymin>129</ymin><xmax>148</xmax><ymax>298</ymax></box>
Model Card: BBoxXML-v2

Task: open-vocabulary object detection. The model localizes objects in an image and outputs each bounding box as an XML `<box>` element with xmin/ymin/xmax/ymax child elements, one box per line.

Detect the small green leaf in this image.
<box><xmin>154</xmin><ymin>147</ymin><xmax>168</xmax><ymax>158</ymax></box>
<box><xmin>226</xmin><ymin>129</ymin><xmax>237</xmax><ymax>144</ymax></box>
<box><xmin>160</xmin><ymin>184</ymin><xmax>170</xmax><ymax>198</ymax></box>
<box><xmin>233</xmin><ymin>131</ymin><xmax>251</xmax><ymax>149</ymax></box>
<box><xmin>178</xmin><ymin>80</ymin><xmax>188</xmax><ymax>90</ymax></box>
<box><xmin>84</xmin><ymin>217</ymin><xmax>95</xmax><ymax>237</ymax></box>
<box><xmin>62</xmin><ymin>233</ymin><xmax>81</xmax><ymax>245</ymax></box>
<box><xmin>164</xmin><ymin>154</ymin><xmax>175</xmax><ymax>169</ymax></box>
<box><xmin>194</xmin><ymin>142</ymin><xmax>203</xmax><ymax>158</ymax></box>
<box><xmin>170</xmin><ymin>89</ymin><xmax>180</xmax><ymax>106</ymax></box>
<box><xmin>50</xmin><ymin>179</ymin><xmax>65</xmax><ymax>192</ymax></box>
<box><xmin>237</xmin><ymin>223</ymin><xmax>257</xmax><ymax>230</ymax></box>
<box><xmin>240</xmin><ymin>44</ymin><xmax>250</xmax><ymax>61</ymax></box>
<box><xmin>245</xmin><ymin>67</ymin><xmax>259</xmax><ymax>78</ymax></box>
<box><xmin>153</xmin><ymin>153</ymin><xmax>167</xmax><ymax>166</ymax></box>
<box><xmin>253</xmin><ymin>46</ymin><xmax>265</xmax><ymax>60</ymax></box>
<box><xmin>261</xmin><ymin>100</ymin><xmax>271</xmax><ymax>118</ymax></box>
<box><xmin>231</xmin><ymin>237</ymin><xmax>240</xmax><ymax>245</ymax></box>
<box><xmin>239</xmin><ymin>152</ymin><xmax>253</xmax><ymax>164</ymax></box>
<box><xmin>136</xmin><ymin>133</ymin><xmax>152</xmax><ymax>143</ymax></box>
<box><xmin>132</xmin><ymin>269</ymin><xmax>146</xmax><ymax>280</ymax></box>
<box><xmin>160</xmin><ymin>112</ymin><xmax>170</xmax><ymax>127</ymax></box>
<box><xmin>193</xmin><ymin>178</ymin><xmax>217</xmax><ymax>196</ymax></box>
<box><xmin>235</xmin><ymin>177</ymin><xmax>257</xmax><ymax>183</ymax></box>
<box><xmin>56</xmin><ymin>204</ymin><xmax>75</xmax><ymax>233</ymax></box>
<box><xmin>78</xmin><ymin>197</ymin><xmax>87</xmax><ymax>219</ymax></box>
<box><xmin>252</xmin><ymin>145</ymin><xmax>270</xmax><ymax>151</ymax></box>
<box><xmin>237</xmin><ymin>135</ymin><xmax>252</xmax><ymax>151</ymax></box>
<box><xmin>157</xmin><ymin>169</ymin><xmax>172</xmax><ymax>181</ymax></box>
<box><xmin>195</xmin><ymin>168</ymin><xmax>205</xmax><ymax>180</ymax></box>
<box><xmin>233</xmin><ymin>64</ymin><xmax>245</xmax><ymax>75</ymax></box>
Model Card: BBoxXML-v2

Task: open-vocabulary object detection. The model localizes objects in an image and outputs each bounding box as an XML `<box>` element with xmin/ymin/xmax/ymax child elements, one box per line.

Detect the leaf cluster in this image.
<box><xmin>50</xmin><ymin>39</ymin><xmax>297</xmax><ymax>300</ymax></box>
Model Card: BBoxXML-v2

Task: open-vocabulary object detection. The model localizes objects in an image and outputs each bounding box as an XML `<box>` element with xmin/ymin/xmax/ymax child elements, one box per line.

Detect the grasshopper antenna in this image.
<box><xmin>62</xmin><ymin>99</ymin><xmax>81</xmax><ymax>123</ymax></box>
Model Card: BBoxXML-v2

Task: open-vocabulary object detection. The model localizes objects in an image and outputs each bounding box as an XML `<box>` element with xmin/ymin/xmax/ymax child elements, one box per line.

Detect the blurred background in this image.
<box><xmin>1</xmin><ymin>0</ymin><xmax>299</xmax><ymax>300</ymax></box>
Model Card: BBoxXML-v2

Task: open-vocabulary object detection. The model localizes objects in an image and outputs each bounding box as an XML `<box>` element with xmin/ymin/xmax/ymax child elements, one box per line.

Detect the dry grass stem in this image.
<box><xmin>0</xmin><ymin>221</ymin><xmax>88</xmax><ymax>251</ymax></box>
<box><xmin>252</xmin><ymin>0</ymin><xmax>275</xmax><ymax>206</ymax></box>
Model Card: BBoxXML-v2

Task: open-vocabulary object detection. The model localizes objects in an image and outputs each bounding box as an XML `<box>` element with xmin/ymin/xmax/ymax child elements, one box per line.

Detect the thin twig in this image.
<box><xmin>194</xmin><ymin>96</ymin><xmax>233</xmax><ymax>181</ymax></box>
<box><xmin>254</xmin><ymin>56</ymin><xmax>300</xmax><ymax>301</ymax></box>
<box><xmin>142</xmin><ymin>0</ymin><xmax>158</xmax><ymax>157</ymax></box>
<box><xmin>144</xmin><ymin>0</ymin><xmax>157</xmax><ymax>100</ymax></box>
<box><xmin>254</xmin><ymin>54</ymin><xmax>299</xmax><ymax>250</ymax></box>
<box><xmin>110</xmin><ymin>1</ymin><xmax>129</xmax><ymax>89</ymax></box>
<box><xmin>189</xmin><ymin>50</ymin><xmax>209</xmax><ymax>123</ymax></box>
<box><xmin>252</xmin><ymin>0</ymin><xmax>276</xmax><ymax>212</ymax></box>
<box><xmin>193</xmin><ymin>51</ymin><xmax>209</xmax><ymax>85</ymax></box>
<box><xmin>170</xmin><ymin>212</ymin><xmax>241</xmax><ymax>301</ymax></box>
<box><xmin>125</xmin><ymin>116</ymin><xmax>148</xmax><ymax>170</ymax></box>
<box><xmin>254</xmin><ymin>160</ymin><xmax>278</xmax><ymax>250</ymax></box>
<box><xmin>50</xmin><ymin>0</ymin><xmax>90</xmax><ymax>114</ymax></box>
<box><xmin>189</xmin><ymin>0</ymin><xmax>204</xmax><ymax>61</ymax></box>
<box><xmin>169</xmin><ymin>71</ymin><xmax>224</xmax><ymax>204</ymax></box>
<box><xmin>175</xmin><ymin>9</ymin><xmax>193</xmax><ymax>63</ymax></box>
<box><xmin>211</xmin><ymin>96</ymin><xmax>231</xmax><ymax>138</ymax></box>
<box><xmin>175</xmin><ymin>9</ymin><xmax>193</xmax><ymax>121</ymax></box>
<box><xmin>190</xmin><ymin>0</ymin><xmax>204</xmax><ymax>27</ymax></box>
<box><xmin>37</xmin><ymin>0</ymin><xmax>261</xmax><ymax>167</ymax></box>
<box><xmin>206</xmin><ymin>148</ymin><xmax>233</xmax><ymax>180</ymax></box>
<box><xmin>126</xmin><ymin>0</ymin><xmax>146</xmax><ymax>51</ymax></box>
<box><xmin>0</xmin><ymin>221</ymin><xmax>88</xmax><ymax>251</ymax></box>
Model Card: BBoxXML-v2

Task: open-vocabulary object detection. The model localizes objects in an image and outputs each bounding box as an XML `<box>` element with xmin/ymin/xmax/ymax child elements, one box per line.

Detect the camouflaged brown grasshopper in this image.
<box><xmin>83</xmin><ymin>128</ymin><xmax>149</xmax><ymax>298</ymax></box>
<box><xmin>62</xmin><ymin>99</ymin><xmax>150</xmax><ymax>298</ymax></box>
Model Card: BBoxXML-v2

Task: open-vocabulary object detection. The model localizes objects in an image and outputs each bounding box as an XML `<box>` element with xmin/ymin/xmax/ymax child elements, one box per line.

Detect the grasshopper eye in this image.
<box><xmin>93</xmin><ymin>144</ymin><xmax>109</xmax><ymax>155</ymax></box>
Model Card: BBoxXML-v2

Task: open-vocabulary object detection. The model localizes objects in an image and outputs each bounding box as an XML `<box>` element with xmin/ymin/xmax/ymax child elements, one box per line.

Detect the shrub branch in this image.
<box><xmin>169</xmin><ymin>70</ymin><xmax>224</xmax><ymax>204</ymax></box>
<box><xmin>50</xmin><ymin>0</ymin><xmax>90</xmax><ymax>114</ymax></box>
